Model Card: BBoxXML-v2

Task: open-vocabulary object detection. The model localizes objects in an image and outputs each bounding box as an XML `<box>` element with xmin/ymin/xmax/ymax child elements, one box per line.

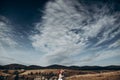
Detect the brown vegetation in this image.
<box><xmin>0</xmin><ymin>69</ymin><xmax>120</xmax><ymax>80</ymax></box>
<box><xmin>66</xmin><ymin>71</ymin><xmax>120</xmax><ymax>80</ymax></box>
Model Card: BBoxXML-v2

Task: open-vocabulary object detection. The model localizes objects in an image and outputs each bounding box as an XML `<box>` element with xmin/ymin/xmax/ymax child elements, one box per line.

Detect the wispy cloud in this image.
<box><xmin>108</xmin><ymin>39</ymin><xmax>120</xmax><ymax>48</ymax></box>
<box><xmin>1</xmin><ymin>0</ymin><xmax>118</xmax><ymax>66</ymax></box>
<box><xmin>30</xmin><ymin>0</ymin><xmax>120</xmax><ymax>66</ymax></box>
<box><xmin>0</xmin><ymin>16</ymin><xmax>21</xmax><ymax>65</ymax></box>
<box><xmin>0</xmin><ymin>16</ymin><xmax>46</xmax><ymax>65</ymax></box>
<box><xmin>0</xmin><ymin>16</ymin><xmax>18</xmax><ymax>48</ymax></box>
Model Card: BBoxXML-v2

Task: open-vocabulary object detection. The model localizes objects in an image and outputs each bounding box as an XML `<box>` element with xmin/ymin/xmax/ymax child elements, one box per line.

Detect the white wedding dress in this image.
<box><xmin>58</xmin><ymin>74</ymin><xmax>63</xmax><ymax>80</ymax></box>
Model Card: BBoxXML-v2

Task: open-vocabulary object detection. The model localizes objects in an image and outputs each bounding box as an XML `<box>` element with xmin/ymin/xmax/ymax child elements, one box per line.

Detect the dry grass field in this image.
<box><xmin>19</xmin><ymin>69</ymin><xmax>81</xmax><ymax>76</ymax></box>
<box><xmin>0</xmin><ymin>70</ymin><xmax>10</xmax><ymax>76</ymax></box>
<box><xmin>66</xmin><ymin>71</ymin><xmax>120</xmax><ymax>80</ymax></box>
<box><xmin>0</xmin><ymin>69</ymin><xmax>120</xmax><ymax>80</ymax></box>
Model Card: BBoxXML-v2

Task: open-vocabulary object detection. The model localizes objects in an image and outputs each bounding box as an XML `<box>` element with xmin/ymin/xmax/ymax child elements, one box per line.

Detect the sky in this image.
<box><xmin>0</xmin><ymin>0</ymin><xmax>120</xmax><ymax>66</ymax></box>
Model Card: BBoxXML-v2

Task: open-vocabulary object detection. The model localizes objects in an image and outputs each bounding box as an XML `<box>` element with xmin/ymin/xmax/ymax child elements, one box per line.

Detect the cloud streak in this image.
<box><xmin>30</xmin><ymin>0</ymin><xmax>120</xmax><ymax>66</ymax></box>
<box><xmin>0</xmin><ymin>0</ymin><xmax>119</xmax><ymax>66</ymax></box>
<box><xmin>0</xmin><ymin>15</ymin><xmax>46</xmax><ymax>65</ymax></box>
<box><xmin>0</xmin><ymin>16</ymin><xmax>31</xmax><ymax>65</ymax></box>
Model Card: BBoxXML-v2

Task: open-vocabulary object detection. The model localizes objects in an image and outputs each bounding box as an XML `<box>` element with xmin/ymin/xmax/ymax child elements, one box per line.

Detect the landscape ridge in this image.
<box><xmin>0</xmin><ymin>63</ymin><xmax>120</xmax><ymax>70</ymax></box>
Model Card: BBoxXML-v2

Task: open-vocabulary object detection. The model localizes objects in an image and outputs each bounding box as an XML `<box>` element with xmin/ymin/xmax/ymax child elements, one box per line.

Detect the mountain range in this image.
<box><xmin>0</xmin><ymin>64</ymin><xmax>120</xmax><ymax>70</ymax></box>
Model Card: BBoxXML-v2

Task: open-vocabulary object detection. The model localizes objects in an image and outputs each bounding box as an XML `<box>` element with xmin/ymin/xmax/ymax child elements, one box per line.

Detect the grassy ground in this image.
<box><xmin>1</xmin><ymin>69</ymin><xmax>120</xmax><ymax>80</ymax></box>
<box><xmin>66</xmin><ymin>71</ymin><xmax>120</xmax><ymax>80</ymax></box>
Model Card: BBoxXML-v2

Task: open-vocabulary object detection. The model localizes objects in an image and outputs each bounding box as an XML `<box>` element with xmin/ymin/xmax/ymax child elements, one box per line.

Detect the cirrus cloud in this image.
<box><xmin>30</xmin><ymin>0</ymin><xmax>120</xmax><ymax>66</ymax></box>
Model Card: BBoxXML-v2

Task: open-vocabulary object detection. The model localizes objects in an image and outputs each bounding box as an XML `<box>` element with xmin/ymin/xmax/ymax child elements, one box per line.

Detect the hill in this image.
<box><xmin>0</xmin><ymin>64</ymin><xmax>120</xmax><ymax>70</ymax></box>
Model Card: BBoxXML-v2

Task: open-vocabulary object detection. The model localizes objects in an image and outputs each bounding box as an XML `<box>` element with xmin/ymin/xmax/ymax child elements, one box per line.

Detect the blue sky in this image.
<box><xmin>0</xmin><ymin>0</ymin><xmax>120</xmax><ymax>66</ymax></box>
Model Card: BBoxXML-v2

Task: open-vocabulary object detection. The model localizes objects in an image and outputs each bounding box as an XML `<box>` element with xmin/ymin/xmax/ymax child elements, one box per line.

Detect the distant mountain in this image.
<box><xmin>46</xmin><ymin>64</ymin><xmax>68</xmax><ymax>69</ymax></box>
<box><xmin>79</xmin><ymin>66</ymin><xmax>103</xmax><ymax>70</ymax></box>
<box><xmin>28</xmin><ymin>65</ymin><xmax>43</xmax><ymax>69</ymax></box>
<box><xmin>0</xmin><ymin>65</ymin><xmax>4</xmax><ymax>69</ymax></box>
<box><xmin>2</xmin><ymin>64</ymin><xmax>27</xmax><ymax>69</ymax></box>
<box><xmin>0</xmin><ymin>64</ymin><xmax>120</xmax><ymax>70</ymax></box>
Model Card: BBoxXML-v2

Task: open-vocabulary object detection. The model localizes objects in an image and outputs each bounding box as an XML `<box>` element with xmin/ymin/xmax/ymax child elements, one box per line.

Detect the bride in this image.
<box><xmin>58</xmin><ymin>69</ymin><xmax>64</xmax><ymax>80</ymax></box>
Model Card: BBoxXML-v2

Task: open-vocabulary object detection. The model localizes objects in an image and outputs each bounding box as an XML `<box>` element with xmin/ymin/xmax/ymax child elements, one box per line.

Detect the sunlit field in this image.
<box><xmin>0</xmin><ymin>69</ymin><xmax>120</xmax><ymax>80</ymax></box>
